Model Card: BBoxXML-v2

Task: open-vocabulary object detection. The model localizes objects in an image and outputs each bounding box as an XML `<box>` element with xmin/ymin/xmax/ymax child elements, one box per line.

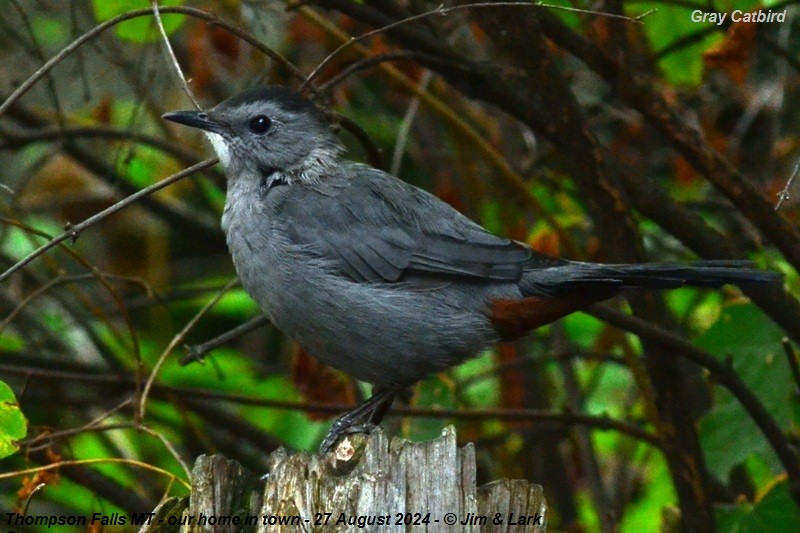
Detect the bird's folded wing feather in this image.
<box><xmin>284</xmin><ymin>165</ymin><xmax>538</xmax><ymax>283</ymax></box>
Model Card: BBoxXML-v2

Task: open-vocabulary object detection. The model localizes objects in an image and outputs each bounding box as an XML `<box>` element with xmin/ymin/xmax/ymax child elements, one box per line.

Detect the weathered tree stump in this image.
<box><xmin>141</xmin><ymin>426</ymin><xmax>546</xmax><ymax>532</ymax></box>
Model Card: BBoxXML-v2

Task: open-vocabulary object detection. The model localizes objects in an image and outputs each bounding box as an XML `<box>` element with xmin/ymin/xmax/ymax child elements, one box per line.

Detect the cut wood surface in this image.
<box><xmin>141</xmin><ymin>426</ymin><xmax>546</xmax><ymax>532</ymax></box>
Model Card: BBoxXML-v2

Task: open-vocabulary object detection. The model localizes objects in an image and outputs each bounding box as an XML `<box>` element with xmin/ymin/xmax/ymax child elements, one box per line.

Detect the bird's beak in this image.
<box><xmin>162</xmin><ymin>110</ymin><xmax>223</xmax><ymax>134</ymax></box>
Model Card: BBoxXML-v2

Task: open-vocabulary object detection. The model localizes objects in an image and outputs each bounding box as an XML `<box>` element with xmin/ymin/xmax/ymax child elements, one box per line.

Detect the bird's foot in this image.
<box><xmin>318</xmin><ymin>388</ymin><xmax>398</xmax><ymax>453</ymax></box>
<box><xmin>319</xmin><ymin>421</ymin><xmax>378</xmax><ymax>454</ymax></box>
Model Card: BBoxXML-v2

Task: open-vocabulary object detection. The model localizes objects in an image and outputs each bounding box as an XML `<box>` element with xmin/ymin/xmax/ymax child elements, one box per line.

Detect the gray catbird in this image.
<box><xmin>164</xmin><ymin>86</ymin><xmax>780</xmax><ymax>451</ymax></box>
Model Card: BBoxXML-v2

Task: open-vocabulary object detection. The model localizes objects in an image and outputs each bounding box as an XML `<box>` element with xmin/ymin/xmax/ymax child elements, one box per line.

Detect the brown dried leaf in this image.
<box><xmin>15</xmin><ymin>464</ymin><xmax>60</xmax><ymax>512</ymax></box>
<box><xmin>703</xmin><ymin>19</ymin><xmax>757</xmax><ymax>84</ymax></box>
<box><xmin>291</xmin><ymin>346</ymin><xmax>357</xmax><ymax>420</ymax></box>
<box><xmin>497</xmin><ymin>344</ymin><xmax>526</xmax><ymax>429</ymax></box>
<box><xmin>209</xmin><ymin>26</ymin><xmax>239</xmax><ymax>62</ymax></box>
<box><xmin>530</xmin><ymin>229</ymin><xmax>560</xmax><ymax>257</ymax></box>
<box><xmin>188</xmin><ymin>21</ymin><xmax>243</xmax><ymax>96</ymax></box>
<box><xmin>90</xmin><ymin>97</ymin><xmax>113</xmax><ymax>125</ymax></box>
<box><xmin>672</xmin><ymin>154</ymin><xmax>697</xmax><ymax>185</ymax></box>
<box><xmin>434</xmin><ymin>172</ymin><xmax>465</xmax><ymax>212</ymax></box>
<box><xmin>593</xmin><ymin>324</ymin><xmax>636</xmax><ymax>358</ymax></box>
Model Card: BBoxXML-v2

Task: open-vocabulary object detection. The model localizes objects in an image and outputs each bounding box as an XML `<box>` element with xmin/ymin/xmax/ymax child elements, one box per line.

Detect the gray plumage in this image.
<box><xmin>164</xmin><ymin>86</ymin><xmax>780</xmax><ymax>444</ymax></box>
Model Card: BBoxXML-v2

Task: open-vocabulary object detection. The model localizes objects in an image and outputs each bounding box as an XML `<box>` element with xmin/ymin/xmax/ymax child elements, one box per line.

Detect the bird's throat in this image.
<box><xmin>204</xmin><ymin>131</ymin><xmax>231</xmax><ymax>168</ymax></box>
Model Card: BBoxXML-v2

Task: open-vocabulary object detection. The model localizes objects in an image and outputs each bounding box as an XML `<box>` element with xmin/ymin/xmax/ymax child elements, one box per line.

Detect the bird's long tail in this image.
<box><xmin>492</xmin><ymin>260</ymin><xmax>778</xmax><ymax>341</ymax></box>
<box><xmin>521</xmin><ymin>259</ymin><xmax>780</xmax><ymax>297</ymax></box>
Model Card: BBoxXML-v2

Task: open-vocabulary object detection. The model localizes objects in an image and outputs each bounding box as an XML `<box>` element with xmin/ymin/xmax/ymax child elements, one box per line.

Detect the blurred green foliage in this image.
<box><xmin>0</xmin><ymin>382</ymin><xmax>26</xmax><ymax>460</ymax></box>
<box><xmin>0</xmin><ymin>1</ymin><xmax>798</xmax><ymax>531</ymax></box>
<box><xmin>93</xmin><ymin>0</ymin><xmax>186</xmax><ymax>42</ymax></box>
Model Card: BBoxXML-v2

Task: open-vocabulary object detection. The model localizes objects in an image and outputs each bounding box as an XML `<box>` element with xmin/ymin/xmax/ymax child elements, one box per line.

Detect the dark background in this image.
<box><xmin>1</xmin><ymin>1</ymin><xmax>800</xmax><ymax>531</ymax></box>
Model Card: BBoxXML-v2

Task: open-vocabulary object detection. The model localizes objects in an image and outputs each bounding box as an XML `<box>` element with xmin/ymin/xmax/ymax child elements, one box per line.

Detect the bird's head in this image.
<box><xmin>163</xmin><ymin>86</ymin><xmax>342</xmax><ymax>183</ymax></box>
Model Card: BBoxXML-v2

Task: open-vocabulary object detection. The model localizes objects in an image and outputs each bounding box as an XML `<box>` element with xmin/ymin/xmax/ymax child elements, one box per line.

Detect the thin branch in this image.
<box><xmin>0</xmin><ymin>360</ymin><xmax>659</xmax><ymax>446</ymax></box>
<box><xmin>0</xmin><ymin>124</ymin><xmax>208</xmax><ymax>166</ymax></box>
<box><xmin>318</xmin><ymin>50</ymin><xmax>419</xmax><ymax>92</ymax></box>
<box><xmin>0</xmin><ymin>272</ymin><xmax>151</xmax><ymax>334</ymax></box>
<box><xmin>0</xmin><ymin>6</ymin><xmax>311</xmax><ymax>120</ymax></box>
<box><xmin>137</xmin><ymin>424</ymin><xmax>191</xmax><ymax>478</ymax></box>
<box><xmin>300</xmin><ymin>6</ymin><xmax>580</xmax><ymax>256</ymax></box>
<box><xmin>20</xmin><ymin>482</ymin><xmax>46</xmax><ymax>516</ymax></box>
<box><xmin>331</xmin><ymin>113</ymin><xmax>385</xmax><ymax>169</ymax></box>
<box><xmin>540</xmin><ymin>8</ymin><xmax>800</xmax><ymax>273</ymax></box>
<box><xmin>181</xmin><ymin>315</ymin><xmax>270</xmax><ymax>365</ymax></box>
<box><xmin>0</xmin><ymin>158</ymin><xmax>217</xmax><ymax>284</ymax></box>
<box><xmin>776</xmin><ymin>158</ymin><xmax>800</xmax><ymax>210</ymax></box>
<box><xmin>4</xmin><ymin>100</ymin><xmax>223</xmax><ymax>240</ymax></box>
<box><xmin>553</xmin><ymin>323</ymin><xmax>613</xmax><ymax>523</ymax></box>
<box><xmin>137</xmin><ymin>277</ymin><xmax>239</xmax><ymax>419</ymax></box>
<box><xmin>301</xmin><ymin>1</ymin><xmax>652</xmax><ymax>89</ymax></box>
<box><xmin>391</xmin><ymin>70</ymin><xmax>431</xmax><ymax>176</ymax></box>
<box><xmin>151</xmin><ymin>0</ymin><xmax>199</xmax><ymax>109</ymax></box>
<box><xmin>0</xmin><ymin>217</ymin><xmax>145</xmax><ymax>358</ymax></box>
<box><xmin>9</xmin><ymin>0</ymin><xmax>64</xmax><ymax>123</ymax></box>
<box><xmin>589</xmin><ymin>304</ymin><xmax>800</xmax><ymax>500</ymax></box>
<box><xmin>782</xmin><ymin>338</ymin><xmax>800</xmax><ymax>393</ymax></box>
<box><xmin>0</xmin><ymin>458</ymin><xmax>190</xmax><ymax>490</ymax></box>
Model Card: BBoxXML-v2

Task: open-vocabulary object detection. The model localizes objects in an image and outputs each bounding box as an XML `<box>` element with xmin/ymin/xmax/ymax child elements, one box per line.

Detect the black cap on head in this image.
<box><xmin>221</xmin><ymin>86</ymin><xmax>326</xmax><ymax>122</ymax></box>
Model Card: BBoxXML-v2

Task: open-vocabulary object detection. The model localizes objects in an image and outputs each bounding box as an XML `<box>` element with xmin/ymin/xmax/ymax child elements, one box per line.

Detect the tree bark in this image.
<box><xmin>140</xmin><ymin>427</ymin><xmax>547</xmax><ymax>532</ymax></box>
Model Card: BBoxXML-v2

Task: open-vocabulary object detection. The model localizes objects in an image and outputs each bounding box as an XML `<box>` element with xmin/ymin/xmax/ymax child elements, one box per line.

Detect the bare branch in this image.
<box><xmin>391</xmin><ymin>71</ymin><xmax>431</xmax><ymax>176</ymax></box>
<box><xmin>151</xmin><ymin>1</ymin><xmax>200</xmax><ymax>109</ymax></box>
<box><xmin>181</xmin><ymin>315</ymin><xmax>270</xmax><ymax>365</ymax></box>
<box><xmin>0</xmin><ymin>359</ymin><xmax>659</xmax><ymax>446</ymax></box>
<box><xmin>301</xmin><ymin>1</ymin><xmax>652</xmax><ymax>89</ymax></box>
<box><xmin>589</xmin><ymin>304</ymin><xmax>800</xmax><ymax>497</ymax></box>
<box><xmin>0</xmin><ymin>158</ymin><xmax>217</xmax><ymax>284</ymax></box>
<box><xmin>137</xmin><ymin>277</ymin><xmax>238</xmax><ymax>419</ymax></box>
<box><xmin>776</xmin><ymin>158</ymin><xmax>800</xmax><ymax>210</ymax></box>
<box><xmin>0</xmin><ymin>6</ymin><xmax>311</xmax><ymax>120</ymax></box>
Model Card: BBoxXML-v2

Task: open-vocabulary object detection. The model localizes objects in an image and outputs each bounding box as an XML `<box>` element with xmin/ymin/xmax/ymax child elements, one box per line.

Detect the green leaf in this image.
<box><xmin>122</xmin><ymin>145</ymin><xmax>162</xmax><ymax>187</ymax></box>
<box><xmin>212</xmin><ymin>289</ymin><xmax>261</xmax><ymax>318</ymax></box>
<box><xmin>635</xmin><ymin>4</ymin><xmax>717</xmax><ymax>85</ymax></box>
<box><xmin>162</xmin><ymin>349</ymin><xmax>325</xmax><ymax>450</ymax></box>
<box><xmin>455</xmin><ymin>350</ymin><xmax>499</xmax><ymax>407</ymax></box>
<box><xmin>92</xmin><ymin>0</ymin><xmax>185</xmax><ymax>43</ymax></box>
<box><xmin>406</xmin><ymin>375</ymin><xmax>457</xmax><ymax>442</ymax></box>
<box><xmin>0</xmin><ymin>381</ymin><xmax>27</xmax><ymax>459</ymax></box>
<box><xmin>620</xmin><ymin>450</ymin><xmax>677</xmax><ymax>532</ymax></box>
<box><xmin>171</xmin><ymin>286</ymin><xmax>260</xmax><ymax>322</ymax></box>
<box><xmin>31</xmin><ymin>16</ymin><xmax>68</xmax><ymax>47</ymax></box>
<box><xmin>717</xmin><ymin>479</ymin><xmax>800</xmax><ymax>532</ymax></box>
<box><xmin>633</xmin><ymin>0</ymin><xmax>764</xmax><ymax>85</ymax></box>
<box><xmin>563</xmin><ymin>312</ymin><xmax>604</xmax><ymax>349</ymax></box>
<box><xmin>584</xmin><ymin>363</ymin><xmax>635</xmax><ymax>420</ymax></box>
<box><xmin>696</xmin><ymin>304</ymin><xmax>795</xmax><ymax>479</ymax></box>
<box><xmin>71</xmin><ymin>430</ymin><xmax>136</xmax><ymax>485</ymax></box>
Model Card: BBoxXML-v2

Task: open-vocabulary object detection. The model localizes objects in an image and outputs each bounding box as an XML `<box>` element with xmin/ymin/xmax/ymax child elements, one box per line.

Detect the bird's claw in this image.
<box><xmin>319</xmin><ymin>422</ymin><xmax>378</xmax><ymax>454</ymax></box>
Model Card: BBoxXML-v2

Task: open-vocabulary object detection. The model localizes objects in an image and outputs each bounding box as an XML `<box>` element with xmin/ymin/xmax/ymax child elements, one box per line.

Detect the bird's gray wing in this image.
<box><xmin>283</xmin><ymin>164</ymin><xmax>537</xmax><ymax>283</ymax></box>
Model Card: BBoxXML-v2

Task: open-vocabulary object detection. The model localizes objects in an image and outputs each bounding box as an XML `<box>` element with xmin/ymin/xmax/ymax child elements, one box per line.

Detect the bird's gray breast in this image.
<box><xmin>221</xmin><ymin>178</ymin><xmax>294</xmax><ymax>323</ymax></box>
<box><xmin>220</xmin><ymin>178</ymin><xmax>505</xmax><ymax>387</ymax></box>
<box><xmin>222</xmin><ymin>181</ymin><xmax>357</xmax><ymax>350</ymax></box>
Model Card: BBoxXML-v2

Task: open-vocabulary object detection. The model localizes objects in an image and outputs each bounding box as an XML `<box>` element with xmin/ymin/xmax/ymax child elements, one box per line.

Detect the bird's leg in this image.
<box><xmin>319</xmin><ymin>387</ymin><xmax>397</xmax><ymax>453</ymax></box>
<box><xmin>367</xmin><ymin>389</ymin><xmax>395</xmax><ymax>426</ymax></box>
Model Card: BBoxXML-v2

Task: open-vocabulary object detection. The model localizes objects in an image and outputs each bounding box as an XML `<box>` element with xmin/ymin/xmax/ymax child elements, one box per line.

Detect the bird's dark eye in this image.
<box><xmin>249</xmin><ymin>115</ymin><xmax>272</xmax><ymax>134</ymax></box>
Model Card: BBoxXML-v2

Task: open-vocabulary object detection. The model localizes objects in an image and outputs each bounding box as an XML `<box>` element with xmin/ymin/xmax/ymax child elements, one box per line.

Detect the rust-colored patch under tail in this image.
<box><xmin>489</xmin><ymin>290</ymin><xmax>616</xmax><ymax>341</ymax></box>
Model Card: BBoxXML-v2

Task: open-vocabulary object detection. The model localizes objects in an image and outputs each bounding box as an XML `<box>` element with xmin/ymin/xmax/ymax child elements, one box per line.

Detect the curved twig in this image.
<box><xmin>137</xmin><ymin>277</ymin><xmax>238</xmax><ymax>419</ymax></box>
<box><xmin>0</xmin><ymin>458</ymin><xmax>190</xmax><ymax>490</ymax></box>
<box><xmin>319</xmin><ymin>50</ymin><xmax>419</xmax><ymax>92</ymax></box>
<box><xmin>589</xmin><ymin>304</ymin><xmax>800</xmax><ymax>501</ymax></box>
<box><xmin>151</xmin><ymin>1</ymin><xmax>200</xmax><ymax>109</ymax></box>
<box><xmin>0</xmin><ymin>359</ymin><xmax>659</xmax><ymax>447</ymax></box>
<box><xmin>0</xmin><ymin>6</ymin><xmax>311</xmax><ymax>120</ymax></box>
<box><xmin>301</xmin><ymin>1</ymin><xmax>652</xmax><ymax>89</ymax></box>
<box><xmin>0</xmin><ymin>158</ymin><xmax>217</xmax><ymax>284</ymax></box>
